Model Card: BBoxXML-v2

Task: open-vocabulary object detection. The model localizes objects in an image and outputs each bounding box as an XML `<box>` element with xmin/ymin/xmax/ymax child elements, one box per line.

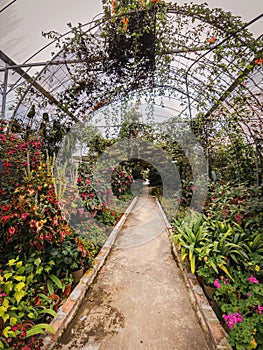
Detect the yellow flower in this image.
<box><xmin>254</xmin><ymin>265</ymin><xmax>260</xmax><ymax>272</ymax></box>
<box><xmin>249</xmin><ymin>338</ymin><xmax>257</xmax><ymax>349</ymax></box>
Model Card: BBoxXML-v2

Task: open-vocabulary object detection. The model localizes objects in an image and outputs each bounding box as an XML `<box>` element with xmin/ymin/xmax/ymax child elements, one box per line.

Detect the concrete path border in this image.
<box><xmin>155</xmin><ymin>199</ymin><xmax>232</xmax><ymax>350</ymax></box>
<box><xmin>42</xmin><ymin>196</ymin><xmax>138</xmax><ymax>350</ymax></box>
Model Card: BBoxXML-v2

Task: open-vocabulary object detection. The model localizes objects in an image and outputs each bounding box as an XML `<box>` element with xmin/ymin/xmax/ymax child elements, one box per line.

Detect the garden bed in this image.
<box><xmin>167</xmin><ymin>181</ymin><xmax>263</xmax><ymax>350</ymax></box>
<box><xmin>41</xmin><ymin>195</ymin><xmax>138</xmax><ymax>350</ymax></box>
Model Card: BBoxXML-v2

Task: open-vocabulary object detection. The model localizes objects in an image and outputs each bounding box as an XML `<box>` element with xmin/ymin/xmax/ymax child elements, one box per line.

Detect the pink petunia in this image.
<box><xmin>248</xmin><ymin>275</ymin><xmax>259</xmax><ymax>284</ymax></box>
<box><xmin>214</xmin><ymin>279</ymin><xmax>221</xmax><ymax>288</ymax></box>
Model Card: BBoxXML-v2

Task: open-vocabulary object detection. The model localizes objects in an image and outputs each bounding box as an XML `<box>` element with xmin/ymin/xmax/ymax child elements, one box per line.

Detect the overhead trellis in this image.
<box><xmin>0</xmin><ymin>0</ymin><xmax>262</xmax><ymax>181</ymax></box>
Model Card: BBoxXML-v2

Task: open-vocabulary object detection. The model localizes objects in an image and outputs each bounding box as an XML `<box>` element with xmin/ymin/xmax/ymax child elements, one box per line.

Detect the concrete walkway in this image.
<box><xmin>54</xmin><ymin>188</ymin><xmax>210</xmax><ymax>350</ymax></box>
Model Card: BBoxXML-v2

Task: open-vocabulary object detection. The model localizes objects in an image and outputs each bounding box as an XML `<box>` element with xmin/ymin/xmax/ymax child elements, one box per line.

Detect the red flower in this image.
<box><xmin>1</xmin><ymin>204</ymin><xmax>12</xmax><ymax>211</ymax></box>
<box><xmin>233</xmin><ymin>213</ymin><xmax>242</xmax><ymax>225</ymax></box>
<box><xmin>0</xmin><ymin>134</ymin><xmax>6</xmax><ymax>143</ymax></box>
<box><xmin>255</xmin><ymin>58</ymin><xmax>263</xmax><ymax>65</ymax></box>
<box><xmin>21</xmin><ymin>213</ymin><xmax>29</xmax><ymax>220</ymax></box>
<box><xmin>2</xmin><ymin>215</ymin><xmax>9</xmax><ymax>223</ymax></box>
<box><xmin>89</xmin><ymin>193</ymin><xmax>95</xmax><ymax>198</ymax></box>
<box><xmin>8</xmin><ymin>227</ymin><xmax>16</xmax><ymax>236</ymax></box>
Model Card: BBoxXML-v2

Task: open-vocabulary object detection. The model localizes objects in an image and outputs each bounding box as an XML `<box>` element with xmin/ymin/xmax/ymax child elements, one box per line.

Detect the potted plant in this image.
<box><xmin>50</xmin><ymin>236</ymin><xmax>84</xmax><ymax>277</ymax></box>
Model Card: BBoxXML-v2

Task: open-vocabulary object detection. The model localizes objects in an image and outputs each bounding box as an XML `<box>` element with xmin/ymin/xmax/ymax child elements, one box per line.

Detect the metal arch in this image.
<box><xmin>0</xmin><ymin>3</ymin><xmax>262</xmax><ymax>138</ymax></box>
<box><xmin>184</xmin><ymin>13</ymin><xmax>263</xmax><ymax>121</ymax></box>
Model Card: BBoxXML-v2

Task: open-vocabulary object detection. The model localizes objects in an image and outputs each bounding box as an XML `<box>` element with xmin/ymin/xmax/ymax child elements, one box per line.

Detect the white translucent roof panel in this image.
<box><xmin>0</xmin><ymin>0</ymin><xmax>262</xmax><ymax>66</ymax></box>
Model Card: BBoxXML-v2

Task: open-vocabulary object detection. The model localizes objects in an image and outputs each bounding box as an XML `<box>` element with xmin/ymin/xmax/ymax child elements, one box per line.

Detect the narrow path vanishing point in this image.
<box><xmin>55</xmin><ymin>187</ymin><xmax>211</xmax><ymax>350</ymax></box>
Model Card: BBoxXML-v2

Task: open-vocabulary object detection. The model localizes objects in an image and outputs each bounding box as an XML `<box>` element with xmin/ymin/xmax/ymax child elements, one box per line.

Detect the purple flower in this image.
<box><xmin>213</xmin><ymin>279</ymin><xmax>221</xmax><ymax>288</ymax></box>
<box><xmin>248</xmin><ymin>275</ymin><xmax>259</xmax><ymax>284</ymax></box>
<box><xmin>223</xmin><ymin>312</ymin><xmax>244</xmax><ymax>330</ymax></box>
<box><xmin>258</xmin><ymin>305</ymin><xmax>263</xmax><ymax>315</ymax></box>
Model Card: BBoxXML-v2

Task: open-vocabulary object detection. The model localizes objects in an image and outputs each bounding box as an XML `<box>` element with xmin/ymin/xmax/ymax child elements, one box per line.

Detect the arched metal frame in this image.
<box><xmin>0</xmin><ymin>3</ymin><xmax>262</xmax><ymax>170</ymax></box>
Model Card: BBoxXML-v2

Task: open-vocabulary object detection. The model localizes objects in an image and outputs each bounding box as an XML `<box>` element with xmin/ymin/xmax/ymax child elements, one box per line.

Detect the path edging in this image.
<box><xmin>42</xmin><ymin>196</ymin><xmax>138</xmax><ymax>349</ymax></box>
<box><xmin>155</xmin><ymin>199</ymin><xmax>232</xmax><ymax>350</ymax></box>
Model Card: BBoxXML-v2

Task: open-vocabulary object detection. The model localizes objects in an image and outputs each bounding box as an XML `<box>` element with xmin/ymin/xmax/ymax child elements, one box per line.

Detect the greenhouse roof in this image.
<box><xmin>0</xmin><ymin>0</ymin><xmax>262</xmax><ymax>145</ymax></box>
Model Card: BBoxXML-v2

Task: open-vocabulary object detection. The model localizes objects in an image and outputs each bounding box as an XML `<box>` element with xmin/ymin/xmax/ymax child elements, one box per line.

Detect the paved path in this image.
<box><xmin>55</xmin><ymin>188</ymin><xmax>210</xmax><ymax>350</ymax></box>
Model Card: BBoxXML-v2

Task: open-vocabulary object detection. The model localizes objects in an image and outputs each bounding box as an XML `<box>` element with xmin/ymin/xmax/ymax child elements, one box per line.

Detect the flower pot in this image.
<box><xmin>22</xmin><ymin>319</ymin><xmax>35</xmax><ymax>330</ymax></box>
<box><xmin>72</xmin><ymin>267</ymin><xmax>84</xmax><ymax>283</ymax></box>
<box><xmin>26</xmin><ymin>306</ymin><xmax>46</xmax><ymax>324</ymax></box>
<box><xmin>48</xmin><ymin>294</ymin><xmax>61</xmax><ymax>311</ymax></box>
<box><xmin>62</xmin><ymin>282</ymin><xmax>72</xmax><ymax>297</ymax></box>
<box><xmin>203</xmin><ymin>284</ymin><xmax>216</xmax><ymax>300</ymax></box>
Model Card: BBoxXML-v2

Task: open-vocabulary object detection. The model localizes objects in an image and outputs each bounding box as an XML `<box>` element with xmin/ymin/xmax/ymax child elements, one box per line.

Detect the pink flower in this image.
<box><xmin>248</xmin><ymin>275</ymin><xmax>259</xmax><ymax>284</ymax></box>
<box><xmin>233</xmin><ymin>213</ymin><xmax>243</xmax><ymax>225</ymax></box>
<box><xmin>214</xmin><ymin>279</ymin><xmax>221</xmax><ymax>288</ymax></box>
<box><xmin>52</xmin><ymin>216</ymin><xmax>59</xmax><ymax>226</ymax></box>
<box><xmin>21</xmin><ymin>213</ymin><xmax>29</xmax><ymax>220</ymax></box>
<box><xmin>223</xmin><ymin>312</ymin><xmax>244</xmax><ymax>329</ymax></box>
<box><xmin>86</xmin><ymin>179</ymin><xmax>92</xmax><ymax>185</ymax></box>
<box><xmin>258</xmin><ymin>305</ymin><xmax>263</xmax><ymax>315</ymax></box>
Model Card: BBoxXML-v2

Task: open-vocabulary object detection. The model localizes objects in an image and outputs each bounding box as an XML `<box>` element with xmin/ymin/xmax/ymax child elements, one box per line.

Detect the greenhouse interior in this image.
<box><xmin>0</xmin><ymin>0</ymin><xmax>263</xmax><ymax>349</ymax></box>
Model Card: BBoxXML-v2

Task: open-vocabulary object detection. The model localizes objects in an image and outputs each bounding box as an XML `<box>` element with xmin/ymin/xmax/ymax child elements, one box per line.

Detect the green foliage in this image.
<box><xmin>0</xmin><ymin>257</ymin><xmax>57</xmax><ymax>349</ymax></box>
<box><xmin>172</xmin><ymin>211</ymin><xmax>209</xmax><ymax>274</ymax></box>
<box><xmin>172</xmin><ymin>181</ymin><xmax>263</xmax><ymax>349</ymax></box>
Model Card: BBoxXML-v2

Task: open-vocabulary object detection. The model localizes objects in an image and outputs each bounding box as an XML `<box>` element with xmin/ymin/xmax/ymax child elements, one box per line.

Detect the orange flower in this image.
<box><xmin>111</xmin><ymin>0</ymin><xmax>115</xmax><ymax>14</ymax></box>
<box><xmin>121</xmin><ymin>17</ymin><xmax>129</xmax><ymax>31</ymax></box>
<box><xmin>255</xmin><ymin>58</ymin><xmax>263</xmax><ymax>65</ymax></box>
<box><xmin>151</xmin><ymin>0</ymin><xmax>160</xmax><ymax>2</ymax></box>
<box><xmin>206</xmin><ymin>36</ymin><xmax>216</xmax><ymax>44</ymax></box>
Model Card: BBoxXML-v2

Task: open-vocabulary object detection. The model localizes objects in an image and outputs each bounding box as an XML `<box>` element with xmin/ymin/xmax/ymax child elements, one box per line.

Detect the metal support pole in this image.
<box><xmin>1</xmin><ymin>64</ymin><xmax>8</xmax><ymax>117</ymax></box>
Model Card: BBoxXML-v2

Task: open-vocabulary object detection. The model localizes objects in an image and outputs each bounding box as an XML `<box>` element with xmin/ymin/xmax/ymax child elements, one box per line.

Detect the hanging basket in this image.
<box><xmin>107</xmin><ymin>7</ymin><xmax>157</xmax><ymax>73</ymax></box>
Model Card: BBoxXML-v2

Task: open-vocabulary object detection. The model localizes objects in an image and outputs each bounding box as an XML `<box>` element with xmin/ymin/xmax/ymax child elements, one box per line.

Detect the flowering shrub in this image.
<box><xmin>0</xmin><ymin>120</ymin><xmax>72</xmax><ymax>258</ymax></box>
<box><xmin>205</xmin><ymin>181</ymin><xmax>263</xmax><ymax>231</ymax></box>
<box><xmin>77</xmin><ymin>162</ymin><xmax>133</xmax><ymax>225</ymax></box>
<box><xmin>223</xmin><ymin>312</ymin><xmax>244</xmax><ymax>330</ymax></box>
<box><xmin>0</xmin><ymin>161</ymin><xmax>72</xmax><ymax>256</ymax></box>
<box><xmin>0</xmin><ymin>120</ymin><xmax>42</xmax><ymax>201</ymax></box>
<box><xmin>213</xmin><ymin>267</ymin><xmax>263</xmax><ymax>349</ymax></box>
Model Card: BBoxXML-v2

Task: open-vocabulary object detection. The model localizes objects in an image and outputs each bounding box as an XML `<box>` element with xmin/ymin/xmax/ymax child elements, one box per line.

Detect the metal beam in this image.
<box><xmin>0</xmin><ymin>50</ymin><xmax>79</xmax><ymax>123</ymax></box>
<box><xmin>1</xmin><ymin>64</ymin><xmax>8</xmax><ymax>117</ymax></box>
<box><xmin>202</xmin><ymin>56</ymin><xmax>259</xmax><ymax>121</ymax></box>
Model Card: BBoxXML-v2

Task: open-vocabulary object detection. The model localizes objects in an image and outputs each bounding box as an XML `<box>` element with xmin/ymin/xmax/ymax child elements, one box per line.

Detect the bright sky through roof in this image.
<box><xmin>0</xmin><ymin>0</ymin><xmax>262</xmax><ymax>64</ymax></box>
